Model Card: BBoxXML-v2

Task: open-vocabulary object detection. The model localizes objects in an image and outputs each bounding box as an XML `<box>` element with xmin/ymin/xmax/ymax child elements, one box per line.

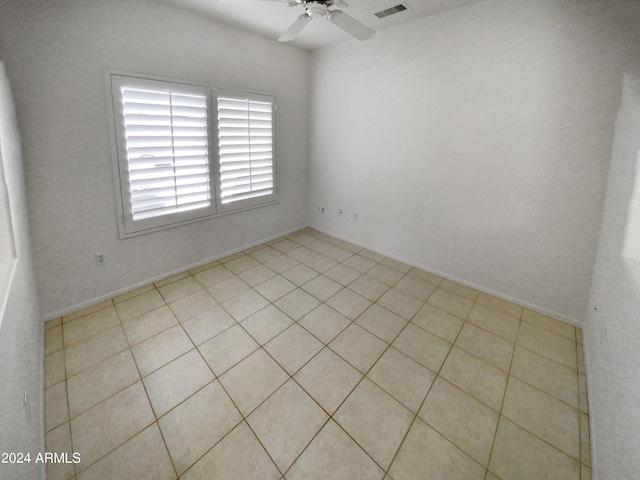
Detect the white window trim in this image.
<box><xmin>106</xmin><ymin>71</ymin><xmax>278</xmax><ymax>239</ymax></box>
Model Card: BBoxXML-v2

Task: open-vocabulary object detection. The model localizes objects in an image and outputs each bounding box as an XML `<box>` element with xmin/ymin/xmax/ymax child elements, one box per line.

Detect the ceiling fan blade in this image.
<box><xmin>278</xmin><ymin>14</ymin><xmax>312</xmax><ymax>42</ymax></box>
<box><xmin>328</xmin><ymin>10</ymin><xmax>375</xmax><ymax>40</ymax></box>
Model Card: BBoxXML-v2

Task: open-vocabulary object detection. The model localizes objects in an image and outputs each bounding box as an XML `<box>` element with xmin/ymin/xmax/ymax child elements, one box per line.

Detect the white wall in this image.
<box><xmin>584</xmin><ymin>74</ymin><xmax>640</xmax><ymax>479</ymax></box>
<box><xmin>0</xmin><ymin>61</ymin><xmax>45</xmax><ymax>480</ymax></box>
<box><xmin>0</xmin><ymin>0</ymin><xmax>310</xmax><ymax>319</ymax></box>
<box><xmin>308</xmin><ymin>0</ymin><xmax>640</xmax><ymax>323</ymax></box>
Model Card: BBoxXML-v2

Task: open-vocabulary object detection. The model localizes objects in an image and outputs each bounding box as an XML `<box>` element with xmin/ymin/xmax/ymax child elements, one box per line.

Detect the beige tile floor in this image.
<box><xmin>44</xmin><ymin>228</ymin><xmax>591</xmax><ymax>480</ymax></box>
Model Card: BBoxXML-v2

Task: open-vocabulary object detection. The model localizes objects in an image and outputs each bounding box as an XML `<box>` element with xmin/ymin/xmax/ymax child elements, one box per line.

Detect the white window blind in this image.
<box><xmin>110</xmin><ymin>74</ymin><xmax>277</xmax><ymax>238</ymax></box>
<box><xmin>120</xmin><ymin>85</ymin><xmax>211</xmax><ymax>221</ymax></box>
<box><xmin>216</xmin><ymin>92</ymin><xmax>276</xmax><ymax>211</ymax></box>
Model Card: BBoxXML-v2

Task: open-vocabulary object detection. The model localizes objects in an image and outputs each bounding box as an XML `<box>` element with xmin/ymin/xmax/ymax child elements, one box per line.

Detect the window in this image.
<box><xmin>109</xmin><ymin>74</ymin><xmax>277</xmax><ymax>237</ymax></box>
<box><xmin>216</xmin><ymin>92</ymin><xmax>275</xmax><ymax>212</ymax></box>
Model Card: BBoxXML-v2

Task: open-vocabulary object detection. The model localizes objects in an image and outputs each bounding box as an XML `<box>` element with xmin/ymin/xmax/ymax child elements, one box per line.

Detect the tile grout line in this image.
<box><xmin>47</xmin><ymin>233</ymin><xmax>350</xmax><ymax>478</ymax></box>
<box><xmin>59</xmin><ymin>312</ymin><xmax>76</xmax><ymax>480</ymax></box>
<box><xmin>46</xmin><ymin>228</ymin><xmax>588</xmax><ymax>480</ymax></box>
<box><xmin>115</xmin><ymin>287</ymin><xmax>180</xmax><ymax>480</ymax></box>
<box><xmin>63</xmin><ymin>290</ymin><xmax>177</xmax><ymax>478</ymax></box>
<box><xmin>250</xmin><ymin>261</ymin><xmax>432</xmax><ymax>478</ymax></box>
<box><xmin>382</xmin><ymin>286</ymin><xmax>489</xmax><ymax>479</ymax></box>
<box><xmin>283</xmin><ymin>289</ymin><xmax>419</xmax><ymax>477</ymax></box>
<box><xmin>575</xmin><ymin>325</ymin><xmax>589</xmax><ymax>478</ymax></box>
<box><xmin>177</xmin><ymin>235</ymin><xmax>315</xmax><ymax>478</ymax></box>
<box><xmin>485</xmin><ymin>311</ymin><xmax>585</xmax><ymax>478</ymax></box>
<box><xmin>482</xmin><ymin>304</ymin><xmax>523</xmax><ymax>480</ymax></box>
<box><xmin>175</xmin><ymin>246</ymin><xmax>435</xmax><ymax>478</ymax></box>
<box><xmin>230</xmin><ymin>233</ymin><xmax>339</xmax><ymax>478</ymax></box>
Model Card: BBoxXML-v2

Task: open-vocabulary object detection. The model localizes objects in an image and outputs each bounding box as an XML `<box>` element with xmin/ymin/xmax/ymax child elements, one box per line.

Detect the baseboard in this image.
<box><xmin>46</xmin><ymin>222</ymin><xmax>582</xmax><ymax>328</ymax></box>
<box><xmin>42</xmin><ymin>224</ymin><xmax>310</xmax><ymax>322</ymax></box>
<box><xmin>309</xmin><ymin>224</ymin><xmax>582</xmax><ymax>328</ymax></box>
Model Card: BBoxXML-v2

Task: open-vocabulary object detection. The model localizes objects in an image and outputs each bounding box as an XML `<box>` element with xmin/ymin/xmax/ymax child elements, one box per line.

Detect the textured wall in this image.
<box><xmin>0</xmin><ymin>61</ymin><xmax>45</xmax><ymax>480</ymax></box>
<box><xmin>308</xmin><ymin>0</ymin><xmax>640</xmax><ymax>323</ymax></box>
<box><xmin>584</xmin><ymin>74</ymin><xmax>640</xmax><ymax>480</ymax></box>
<box><xmin>0</xmin><ymin>0</ymin><xmax>310</xmax><ymax>319</ymax></box>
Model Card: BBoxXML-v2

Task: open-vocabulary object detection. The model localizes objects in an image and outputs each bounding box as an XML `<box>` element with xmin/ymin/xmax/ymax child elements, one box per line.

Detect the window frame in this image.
<box><xmin>106</xmin><ymin>71</ymin><xmax>278</xmax><ymax>239</ymax></box>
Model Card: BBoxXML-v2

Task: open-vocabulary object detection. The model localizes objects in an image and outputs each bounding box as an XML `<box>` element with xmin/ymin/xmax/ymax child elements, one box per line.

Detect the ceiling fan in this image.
<box><xmin>216</xmin><ymin>0</ymin><xmax>375</xmax><ymax>42</ymax></box>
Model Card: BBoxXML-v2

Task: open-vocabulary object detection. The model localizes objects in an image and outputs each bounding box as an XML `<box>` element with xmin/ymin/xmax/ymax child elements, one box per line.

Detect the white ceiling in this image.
<box><xmin>155</xmin><ymin>0</ymin><xmax>488</xmax><ymax>50</ymax></box>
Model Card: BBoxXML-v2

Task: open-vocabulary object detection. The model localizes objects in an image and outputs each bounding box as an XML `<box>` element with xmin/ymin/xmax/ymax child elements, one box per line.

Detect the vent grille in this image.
<box><xmin>374</xmin><ymin>4</ymin><xmax>408</xmax><ymax>19</ymax></box>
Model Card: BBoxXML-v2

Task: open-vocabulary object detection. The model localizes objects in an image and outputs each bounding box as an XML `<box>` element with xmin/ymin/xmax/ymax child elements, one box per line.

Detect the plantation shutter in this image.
<box><xmin>110</xmin><ymin>74</ymin><xmax>277</xmax><ymax>238</ymax></box>
<box><xmin>112</xmin><ymin>76</ymin><xmax>214</xmax><ymax>233</ymax></box>
<box><xmin>216</xmin><ymin>91</ymin><xmax>276</xmax><ymax>212</ymax></box>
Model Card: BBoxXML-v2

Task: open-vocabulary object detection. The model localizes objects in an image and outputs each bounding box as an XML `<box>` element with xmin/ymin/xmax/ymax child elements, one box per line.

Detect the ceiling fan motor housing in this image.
<box><xmin>305</xmin><ymin>1</ymin><xmax>331</xmax><ymax>18</ymax></box>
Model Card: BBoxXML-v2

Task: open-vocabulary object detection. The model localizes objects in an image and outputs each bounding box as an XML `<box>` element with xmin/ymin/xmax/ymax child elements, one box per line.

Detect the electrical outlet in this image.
<box><xmin>95</xmin><ymin>253</ymin><xmax>105</xmax><ymax>266</ymax></box>
<box><xmin>339</xmin><ymin>209</ymin><xmax>344</xmax><ymax>217</ymax></box>
<box><xmin>354</xmin><ymin>212</ymin><xmax>359</xmax><ymax>222</ymax></box>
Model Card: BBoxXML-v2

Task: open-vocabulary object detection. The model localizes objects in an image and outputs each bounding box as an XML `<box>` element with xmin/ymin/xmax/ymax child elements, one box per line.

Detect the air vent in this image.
<box><xmin>374</xmin><ymin>4</ymin><xmax>408</xmax><ymax>19</ymax></box>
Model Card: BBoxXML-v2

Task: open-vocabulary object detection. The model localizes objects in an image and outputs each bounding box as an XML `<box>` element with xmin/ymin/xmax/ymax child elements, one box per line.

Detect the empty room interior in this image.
<box><xmin>1</xmin><ymin>0</ymin><xmax>640</xmax><ymax>478</ymax></box>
